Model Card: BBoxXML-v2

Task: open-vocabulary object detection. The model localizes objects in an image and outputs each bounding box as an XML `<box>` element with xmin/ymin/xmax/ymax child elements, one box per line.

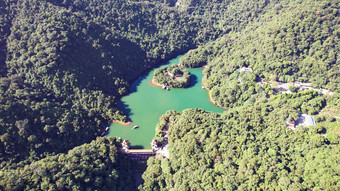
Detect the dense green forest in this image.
<box><xmin>153</xmin><ymin>65</ymin><xmax>191</xmax><ymax>88</ymax></box>
<box><xmin>0</xmin><ymin>137</ymin><xmax>134</xmax><ymax>191</ymax></box>
<box><xmin>0</xmin><ymin>0</ymin><xmax>222</xmax><ymax>164</ymax></box>
<box><xmin>0</xmin><ymin>0</ymin><xmax>339</xmax><ymax>190</ymax></box>
<box><xmin>141</xmin><ymin>103</ymin><xmax>340</xmax><ymax>190</ymax></box>
<box><xmin>142</xmin><ymin>0</ymin><xmax>339</xmax><ymax>190</ymax></box>
<box><xmin>0</xmin><ymin>0</ymin><xmax>278</xmax><ymax>164</ymax></box>
<box><xmin>180</xmin><ymin>0</ymin><xmax>340</xmax><ymax>108</ymax></box>
<box><xmin>142</xmin><ymin>92</ymin><xmax>339</xmax><ymax>190</ymax></box>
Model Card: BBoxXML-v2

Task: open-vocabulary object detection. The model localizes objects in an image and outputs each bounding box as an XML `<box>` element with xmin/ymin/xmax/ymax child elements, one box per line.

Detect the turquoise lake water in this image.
<box><xmin>107</xmin><ymin>54</ymin><xmax>224</xmax><ymax>148</ymax></box>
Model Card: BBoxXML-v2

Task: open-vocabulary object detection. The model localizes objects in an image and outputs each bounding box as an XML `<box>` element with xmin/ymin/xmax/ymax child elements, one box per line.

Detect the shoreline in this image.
<box><xmin>150</xmin><ymin>78</ymin><xmax>163</xmax><ymax>87</ymax></box>
<box><xmin>206</xmin><ymin>88</ymin><xmax>228</xmax><ymax>110</ymax></box>
<box><xmin>126</xmin><ymin>52</ymin><xmax>190</xmax><ymax>87</ymax></box>
<box><xmin>152</xmin><ymin>76</ymin><xmax>227</xmax><ymax>110</ymax></box>
<box><xmin>112</xmin><ymin>120</ymin><xmax>132</xmax><ymax>126</ymax></box>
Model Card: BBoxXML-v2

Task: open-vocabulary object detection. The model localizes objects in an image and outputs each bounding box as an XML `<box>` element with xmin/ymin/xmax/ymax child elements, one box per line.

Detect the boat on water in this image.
<box><xmin>101</xmin><ymin>126</ymin><xmax>110</xmax><ymax>136</ymax></box>
<box><xmin>133</xmin><ymin>125</ymin><xmax>138</xmax><ymax>129</ymax></box>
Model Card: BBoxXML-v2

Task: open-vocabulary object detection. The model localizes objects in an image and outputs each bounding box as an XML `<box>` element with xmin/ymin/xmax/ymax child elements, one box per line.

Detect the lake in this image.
<box><xmin>107</xmin><ymin>54</ymin><xmax>225</xmax><ymax>148</ymax></box>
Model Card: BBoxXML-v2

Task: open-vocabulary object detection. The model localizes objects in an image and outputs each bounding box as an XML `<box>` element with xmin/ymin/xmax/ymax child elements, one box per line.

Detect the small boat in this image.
<box><xmin>133</xmin><ymin>125</ymin><xmax>138</xmax><ymax>129</ymax></box>
<box><xmin>101</xmin><ymin>126</ymin><xmax>110</xmax><ymax>136</ymax></box>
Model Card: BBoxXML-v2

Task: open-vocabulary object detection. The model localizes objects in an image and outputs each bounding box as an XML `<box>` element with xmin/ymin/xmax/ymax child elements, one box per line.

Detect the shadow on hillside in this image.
<box><xmin>58</xmin><ymin>20</ymin><xmax>148</xmax><ymax>97</ymax></box>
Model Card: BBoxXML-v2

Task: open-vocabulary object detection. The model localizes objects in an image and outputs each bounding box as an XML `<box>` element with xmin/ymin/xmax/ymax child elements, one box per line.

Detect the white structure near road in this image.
<box><xmin>297</xmin><ymin>114</ymin><xmax>316</xmax><ymax>127</ymax></box>
<box><xmin>287</xmin><ymin>113</ymin><xmax>316</xmax><ymax>130</ymax></box>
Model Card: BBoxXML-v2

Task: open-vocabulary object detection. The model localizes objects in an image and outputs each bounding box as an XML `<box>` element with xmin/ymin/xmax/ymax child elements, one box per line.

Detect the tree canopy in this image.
<box><xmin>142</xmin><ymin>92</ymin><xmax>339</xmax><ymax>190</ymax></box>
<box><xmin>0</xmin><ymin>0</ymin><xmax>339</xmax><ymax>190</ymax></box>
<box><xmin>153</xmin><ymin>65</ymin><xmax>191</xmax><ymax>88</ymax></box>
<box><xmin>0</xmin><ymin>137</ymin><xmax>134</xmax><ymax>191</ymax></box>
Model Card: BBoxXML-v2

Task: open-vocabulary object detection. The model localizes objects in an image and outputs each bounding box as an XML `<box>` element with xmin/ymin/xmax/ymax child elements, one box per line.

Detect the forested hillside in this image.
<box><xmin>141</xmin><ymin>0</ymin><xmax>339</xmax><ymax>190</ymax></box>
<box><xmin>142</xmin><ymin>92</ymin><xmax>339</xmax><ymax>190</ymax></box>
<box><xmin>0</xmin><ymin>137</ymin><xmax>134</xmax><ymax>191</ymax></box>
<box><xmin>180</xmin><ymin>0</ymin><xmax>339</xmax><ymax>108</ymax></box>
<box><xmin>0</xmin><ymin>0</ymin><xmax>281</xmax><ymax>164</ymax></box>
<box><xmin>0</xmin><ymin>0</ymin><xmax>14</xmax><ymax>76</ymax></box>
<box><xmin>0</xmin><ymin>0</ymin><xmax>339</xmax><ymax>190</ymax></box>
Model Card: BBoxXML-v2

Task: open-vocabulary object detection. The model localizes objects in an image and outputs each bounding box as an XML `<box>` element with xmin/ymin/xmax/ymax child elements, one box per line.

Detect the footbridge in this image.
<box><xmin>122</xmin><ymin>149</ymin><xmax>156</xmax><ymax>161</ymax></box>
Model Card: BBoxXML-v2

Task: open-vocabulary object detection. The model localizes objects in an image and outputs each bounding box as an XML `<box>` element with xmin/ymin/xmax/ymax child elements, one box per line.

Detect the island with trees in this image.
<box><xmin>0</xmin><ymin>0</ymin><xmax>339</xmax><ymax>190</ymax></box>
<box><xmin>152</xmin><ymin>65</ymin><xmax>191</xmax><ymax>89</ymax></box>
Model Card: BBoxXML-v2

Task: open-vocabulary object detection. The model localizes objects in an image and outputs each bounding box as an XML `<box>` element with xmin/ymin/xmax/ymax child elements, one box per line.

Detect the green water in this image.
<box><xmin>107</xmin><ymin>54</ymin><xmax>224</xmax><ymax>148</ymax></box>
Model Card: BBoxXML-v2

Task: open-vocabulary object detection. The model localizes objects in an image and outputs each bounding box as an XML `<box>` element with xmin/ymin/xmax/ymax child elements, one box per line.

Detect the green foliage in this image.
<box><xmin>143</xmin><ymin>101</ymin><xmax>339</xmax><ymax>190</ymax></box>
<box><xmin>0</xmin><ymin>0</ymin><xmax>294</xmax><ymax>164</ymax></box>
<box><xmin>153</xmin><ymin>65</ymin><xmax>191</xmax><ymax>88</ymax></box>
<box><xmin>326</xmin><ymin>115</ymin><xmax>336</xmax><ymax>122</ymax></box>
<box><xmin>179</xmin><ymin>47</ymin><xmax>208</xmax><ymax>68</ymax></box>
<box><xmin>0</xmin><ymin>137</ymin><xmax>134</xmax><ymax>191</ymax></box>
<box><xmin>289</xmin><ymin>85</ymin><xmax>299</xmax><ymax>93</ymax></box>
<box><xmin>188</xmin><ymin>0</ymin><xmax>340</xmax><ymax>108</ymax></box>
<box><xmin>327</xmin><ymin>133</ymin><xmax>339</xmax><ymax>144</ymax></box>
<box><xmin>0</xmin><ymin>0</ymin><xmax>241</xmax><ymax>163</ymax></box>
<box><xmin>179</xmin><ymin>38</ymin><xmax>230</xmax><ymax>68</ymax></box>
<box><xmin>0</xmin><ymin>74</ymin><xmax>113</xmax><ymax>163</ymax></box>
<box><xmin>0</xmin><ymin>0</ymin><xmax>339</xmax><ymax>190</ymax></box>
<box><xmin>0</xmin><ymin>0</ymin><xmax>16</xmax><ymax>76</ymax></box>
<box><xmin>316</xmin><ymin>119</ymin><xmax>340</xmax><ymax>140</ymax></box>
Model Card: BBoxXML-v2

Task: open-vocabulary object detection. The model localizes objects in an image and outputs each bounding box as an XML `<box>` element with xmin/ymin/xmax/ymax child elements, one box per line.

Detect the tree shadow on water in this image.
<box><xmin>129</xmin><ymin>60</ymin><xmax>173</xmax><ymax>94</ymax></box>
<box><xmin>117</xmin><ymin>100</ymin><xmax>133</xmax><ymax>121</ymax></box>
<box><xmin>129</xmin><ymin>74</ymin><xmax>148</xmax><ymax>94</ymax></box>
<box><xmin>189</xmin><ymin>73</ymin><xmax>198</xmax><ymax>88</ymax></box>
<box><xmin>130</xmin><ymin>145</ymin><xmax>144</xmax><ymax>149</ymax></box>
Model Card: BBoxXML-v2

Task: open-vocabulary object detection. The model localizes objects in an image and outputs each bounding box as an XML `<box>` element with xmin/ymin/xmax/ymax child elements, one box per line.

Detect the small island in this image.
<box><xmin>152</xmin><ymin>64</ymin><xmax>191</xmax><ymax>88</ymax></box>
